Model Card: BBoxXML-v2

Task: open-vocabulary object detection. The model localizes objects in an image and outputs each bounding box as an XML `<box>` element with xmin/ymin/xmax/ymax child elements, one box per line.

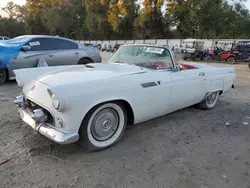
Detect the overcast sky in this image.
<box><xmin>0</xmin><ymin>0</ymin><xmax>250</xmax><ymax>10</ymax></box>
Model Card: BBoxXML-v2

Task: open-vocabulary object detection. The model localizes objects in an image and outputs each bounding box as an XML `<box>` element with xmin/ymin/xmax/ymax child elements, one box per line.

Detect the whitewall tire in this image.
<box><xmin>79</xmin><ymin>102</ymin><xmax>127</xmax><ymax>151</ymax></box>
<box><xmin>197</xmin><ymin>91</ymin><xmax>219</xmax><ymax>110</ymax></box>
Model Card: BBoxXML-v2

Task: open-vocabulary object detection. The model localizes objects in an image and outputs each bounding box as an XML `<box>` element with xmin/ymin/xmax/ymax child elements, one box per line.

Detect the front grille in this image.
<box><xmin>26</xmin><ymin>99</ymin><xmax>54</xmax><ymax>125</ymax></box>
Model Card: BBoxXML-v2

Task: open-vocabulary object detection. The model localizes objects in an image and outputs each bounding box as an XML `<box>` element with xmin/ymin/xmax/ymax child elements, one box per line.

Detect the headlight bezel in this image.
<box><xmin>51</xmin><ymin>93</ymin><xmax>60</xmax><ymax>110</ymax></box>
<box><xmin>47</xmin><ymin>89</ymin><xmax>60</xmax><ymax>110</ymax></box>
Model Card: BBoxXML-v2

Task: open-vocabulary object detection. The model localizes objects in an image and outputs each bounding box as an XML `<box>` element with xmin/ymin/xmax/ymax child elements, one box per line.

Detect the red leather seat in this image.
<box><xmin>153</xmin><ymin>61</ymin><xmax>168</xmax><ymax>69</ymax></box>
<box><xmin>181</xmin><ymin>64</ymin><xmax>197</xmax><ymax>70</ymax></box>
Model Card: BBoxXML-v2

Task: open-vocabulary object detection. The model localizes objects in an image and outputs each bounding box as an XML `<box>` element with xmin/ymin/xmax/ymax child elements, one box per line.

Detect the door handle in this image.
<box><xmin>75</xmin><ymin>52</ymin><xmax>79</xmax><ymax>55</ymax></box>
<box><xmin>49</xmin><ymin>55</ymin><xmax>53</xmax><ymax>57</ymax></box>
<box><xmin>199</xmin><ymin>72</ymin><xmax>205</xmax><ymax>76</ymax></box>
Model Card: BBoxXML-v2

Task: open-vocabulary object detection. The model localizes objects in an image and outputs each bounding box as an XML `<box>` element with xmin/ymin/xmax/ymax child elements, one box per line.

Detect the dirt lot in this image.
<box><xmin>0</xmin><ymin>52</ymin><xmax>250</xmax><ymax>188</ymax></box>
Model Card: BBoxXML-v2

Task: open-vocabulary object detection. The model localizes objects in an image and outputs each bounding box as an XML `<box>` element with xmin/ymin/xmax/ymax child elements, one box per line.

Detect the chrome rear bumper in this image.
<box><xmin>15</xmin><ymin>95</ymin><xmax>79</xmax><ymax>144</ymax></box>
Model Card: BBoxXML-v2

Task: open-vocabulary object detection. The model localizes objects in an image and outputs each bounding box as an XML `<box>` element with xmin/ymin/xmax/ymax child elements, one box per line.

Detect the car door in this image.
<box><xmin>50</xmin><ymin>38</ymin><xmax>80</xmax><ymax>66</ymax></box>
<box><xmin>11</xmin><ymin>37</ymin><xmax>56</xmax><ymax>70</ymax></box>
<box><xmin>170</xmin><ymin>68</ymin><xmax>207</xmax><ymax>112</ymax></box>
<box><xmin>132</xmin><ymin>70</ymin><xmax>172</xmax><ymax>123</ymax></box>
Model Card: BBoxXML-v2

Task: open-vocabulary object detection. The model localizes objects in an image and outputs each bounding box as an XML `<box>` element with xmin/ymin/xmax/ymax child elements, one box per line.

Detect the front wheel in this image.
<box><xmin>227</xmin><ymin>57</ymin><xmax>236</xmax><ymax>64</ymax></box>
<box><xmin>79</xmin><ymin>102</ymin><xmax>127</xmax><ymax>151</ymax></box>
<box><xmin>197</xmin><ymin>91</ymin><xmax>219</xmax><ymax>110</ymax></box>
<box><xmin>205</xmin><ymin>56</ymin><xmax>212</xmax><ymax>62</ymax></box>
<box><xmin>0</xmin><ymin>69</ymin><xmax>7</xmax><ymax>85</ymax></box>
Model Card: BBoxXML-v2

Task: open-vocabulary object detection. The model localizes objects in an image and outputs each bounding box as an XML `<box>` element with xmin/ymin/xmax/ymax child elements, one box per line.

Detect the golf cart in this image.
<box><xmin>106</xmin><ymin>43</ymin><xmax>113</xmax><ymax>52</ymax></box>
<box><xmin>204</xmin><ymin>41</ymin><xmax>232</xmax><ymax>62</ymax></box>
<box><xmin>101</xmin><ymin>44</ymin><xmax>107</xmax><ymax>52</ymax></box>
<box><xmin>182</xmin><ymin>39</ymin><xmax>205</xmax><ymax>61</ymax></box>
<box><xmin>219</xmin><ymin>40</ymin><xmax>250</xmax><ymax>64</ymax></box>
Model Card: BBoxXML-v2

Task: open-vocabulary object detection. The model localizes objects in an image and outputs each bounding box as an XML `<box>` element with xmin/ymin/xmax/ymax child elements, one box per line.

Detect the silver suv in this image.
<box><xmin>0</xmin><ymin>35</ymin><xmax>102</xmax><ymax>84</ymax></box>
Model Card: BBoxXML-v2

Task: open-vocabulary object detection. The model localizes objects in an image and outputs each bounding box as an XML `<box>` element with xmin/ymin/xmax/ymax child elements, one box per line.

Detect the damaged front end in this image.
<box><xmin>14</xmin><ymin>94</ymin><xmax>79</xmax><ymax>144</ymax></box>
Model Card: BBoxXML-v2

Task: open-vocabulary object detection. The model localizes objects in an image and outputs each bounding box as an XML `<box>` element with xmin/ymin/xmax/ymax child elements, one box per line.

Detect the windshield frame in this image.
<box><xmin>107</xmin><ymin>44</ymin><xmax>176</xmax><ymax>71</ymax></box>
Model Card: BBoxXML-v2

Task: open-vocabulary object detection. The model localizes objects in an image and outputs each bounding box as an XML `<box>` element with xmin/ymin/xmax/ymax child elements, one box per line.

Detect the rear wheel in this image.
<box><xmin>205</xmin><ymin>56</ymin><xmax>212</xmax><ymax>62</ymax></box>
<box><xmin>197</xmin><ymin>91</ymin><xmax>219</xmax><ymax>110</ymax></box>
<box><xmin>227</xmin><ymin>57</ymin><xmax>236</xmax><ymax>64</ymax></box>
<box><xmin>0</xmin><ymin>69</ymin><xmax>7</xmax><ymax>85</ymax></box>
<box><xmin>79</xmin><ymin>102</ymin><xmax>127</xmax><ymax>151</ymax></box>
<box><xmin>78</xmin><ymin>58</ymin><xmax>93</xmax><ymax>65</ymax></box>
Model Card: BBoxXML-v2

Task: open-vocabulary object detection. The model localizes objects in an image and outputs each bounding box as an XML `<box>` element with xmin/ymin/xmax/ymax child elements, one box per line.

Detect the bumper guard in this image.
<box><xmin>15</xmin><ymin>95</ymin><xmax>79</xmax><ymax>144</ymax></box>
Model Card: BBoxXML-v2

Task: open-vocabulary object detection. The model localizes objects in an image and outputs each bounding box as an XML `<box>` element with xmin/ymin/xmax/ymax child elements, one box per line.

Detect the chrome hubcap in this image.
<box><xmin>91</xmin><ymin>108</ymin><xmax>119</xmax><ymax>141</ymax></box>
<box><xmin>206</xmin><ymin>92</ymin><xmax>217</xmax><ymax>104</ymax></box>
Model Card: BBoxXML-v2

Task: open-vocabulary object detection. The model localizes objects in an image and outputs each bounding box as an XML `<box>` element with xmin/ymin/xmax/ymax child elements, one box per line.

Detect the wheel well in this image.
<box><xmin>84</xmin><ymin>99</ymin><xmax>135</xmax><ymax>126</ymax></box>
<box><xmin>5</xmin><ymin>68</ymin><xmax>9</xmax><ymax>79</ymax></box>
<box><xmin>228</xmin><ymin>56</ymin><xmax>236</xmax><ymax>59</ymax></box>
<box><xmin>1</xmin><ymin>68</ymin><xmax>8</xmax><ymax>80</ymax></box>
<box><xmin>78</xmin><ymin>57</ymin><xmax>93</xmax><ymax>64</ymax></box>
<box><xmin>117</xmin><ymin>100</ymin><xmax>134</xmax><ymax>125</ymax></box>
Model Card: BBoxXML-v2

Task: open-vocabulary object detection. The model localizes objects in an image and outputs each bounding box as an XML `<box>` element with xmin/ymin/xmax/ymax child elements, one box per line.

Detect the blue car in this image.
<box><xmin>0</xmin><ymin>35</ymin><xmax>102</xmax><ymax>84</ymax></box>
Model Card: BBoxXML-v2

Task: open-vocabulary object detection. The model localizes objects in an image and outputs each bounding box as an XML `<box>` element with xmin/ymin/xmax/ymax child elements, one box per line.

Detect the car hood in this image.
<box><xmin>14</xmin><ymin>63</ymin><xmax>146</xmax><ymax>87</ymax></box>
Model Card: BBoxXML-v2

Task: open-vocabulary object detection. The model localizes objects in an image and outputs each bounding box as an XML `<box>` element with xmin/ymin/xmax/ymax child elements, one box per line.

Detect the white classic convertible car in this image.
<box><xmin>14</xmin><ymin>44</ymin><xmax>236</xmax><ymax>151</ymax></box>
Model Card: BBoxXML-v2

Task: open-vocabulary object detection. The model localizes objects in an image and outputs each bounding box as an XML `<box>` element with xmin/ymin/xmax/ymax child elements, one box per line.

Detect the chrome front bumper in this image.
<box><xmin>15</xmin><ymin>95</ymin><xmax>79</xmax><ymax>144</ymax></box>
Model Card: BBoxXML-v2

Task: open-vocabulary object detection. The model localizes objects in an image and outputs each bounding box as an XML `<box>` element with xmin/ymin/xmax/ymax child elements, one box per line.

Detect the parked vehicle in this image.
<box><xmin>14</xmin><ymin>44</ymin><xmax>236</xmax><ymax>151</ymax></box>
<box><xmin>0</xmin><ymin>35</ymin><xmax>101</xmax><ymax>84</ymax></box>
<box><xmin>219</xmin><ymin>41</ymin><xmax>250</xmax><ymax>64</ymax></box>
<box><xmin>92</xmin><ymin>43</ymin><xmax>101</xmax><ymax>50</ymax></box>
<box><xmin>0</xmin><ymin>36</ymin><xmax>10</xmax><ymax>40</ymax></box>
<box><xmin>101</xmin><ymin>44</ymin><xmax>107</xmax><ymax>51</ymax></box>
<box><xmin>84</xmin><ymin>43</ymin><xmax>91</xmax><ymax>47</ymax></box>
<box><xmin>204</xmin><ymin>48</ymin><xmax>226</xmax><ymax>62</ymax></box>
<box><xmin>182</xmin><ymin>39</ymin><xmax>205</xmax><ymax>60</ymax></box>
<box><xmin>112</xmin><ymin>44</ymin><xmax>120</xmax><ymax>52</ymax></box>
<box><xmin>106</xmin><ymin>43</ymin><xmax>113</xmax><ymax>52</ymax></box>
<box><xmin>173</xmin><ymin>45</ymin><xmax>185</xmax><ymax>53</ymax></box>
<box><xmin>204</xmin><ymin>41</ymin><xmax>232</xmax><ymax>62</ymax></box>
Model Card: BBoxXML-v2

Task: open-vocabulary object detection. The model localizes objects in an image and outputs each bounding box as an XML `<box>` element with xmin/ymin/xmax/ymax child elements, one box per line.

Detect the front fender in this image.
<box><xmin>83</xmin><ymin>96</ymin><xmax>134</xmax><ymax>118</ymax></box>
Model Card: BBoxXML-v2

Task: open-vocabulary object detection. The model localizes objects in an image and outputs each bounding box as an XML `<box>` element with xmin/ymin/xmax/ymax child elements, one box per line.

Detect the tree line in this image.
<box><xmin>0</xmin><ymin>0</ymin><xmax>250</xmax><ymax>40</ymax></box>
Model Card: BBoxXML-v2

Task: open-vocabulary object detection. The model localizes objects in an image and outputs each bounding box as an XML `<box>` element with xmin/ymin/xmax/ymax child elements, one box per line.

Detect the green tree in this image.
<box><xmin>85</xmin><ymin>0</ymin><xmax>113</xmax><ymax>40</ymax></box>
<box><xmin>41</xmin><ymin>0</ymin><xmax>84</xmax><ymax>38</ymax></box>
<box><xmin>134</xmin><ymin>0</ymin><xmax>166</xmax><ymax>39</ymax></box>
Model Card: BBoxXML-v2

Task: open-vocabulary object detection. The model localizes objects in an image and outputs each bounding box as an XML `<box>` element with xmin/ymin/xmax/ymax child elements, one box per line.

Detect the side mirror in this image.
<box><xmin>22</xmin><ymin>45</ymin><xmax>31</xmax><ymax>51</ymax></box>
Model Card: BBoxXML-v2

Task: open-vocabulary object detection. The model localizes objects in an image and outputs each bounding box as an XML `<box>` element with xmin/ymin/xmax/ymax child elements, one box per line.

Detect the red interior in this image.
<box><xmin>153</xmin><ymin>61</ymin><xmax>168</xmax><ymax>69</ymax></box>
<box><xmin>180</xmin><ymin>64</ymin><xmax>198</xmax><ymax>70</ymax></box>
<box><xmin>136</xmin><ymin>61</ymin><xmax>198</xmax><ymax>70</ymax></box>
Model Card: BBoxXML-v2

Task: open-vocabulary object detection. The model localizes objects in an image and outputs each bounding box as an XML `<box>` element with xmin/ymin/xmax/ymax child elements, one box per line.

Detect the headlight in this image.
<box><xmin>15</xmin><ymin>76</ymin><xmax>23</xmax><ymax>87</ymax></box>
<box><xmin>51</xmin><ymin>94</ymin><xmax>60</xmax><ymax>110</ymax></box>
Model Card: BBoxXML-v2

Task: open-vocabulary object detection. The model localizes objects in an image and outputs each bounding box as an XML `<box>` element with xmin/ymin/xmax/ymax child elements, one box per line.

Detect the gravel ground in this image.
<box><xmin>0</xmin><ymin>52</ymin><xmax>250</xmax><ymax>188</ymax></box>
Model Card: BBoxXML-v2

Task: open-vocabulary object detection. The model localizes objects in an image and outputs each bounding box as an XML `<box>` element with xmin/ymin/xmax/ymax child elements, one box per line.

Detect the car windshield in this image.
<box><xmin>107</xmin><ymin>45</ymin><xmax>174</xmax><ymax>70</ymax></box>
